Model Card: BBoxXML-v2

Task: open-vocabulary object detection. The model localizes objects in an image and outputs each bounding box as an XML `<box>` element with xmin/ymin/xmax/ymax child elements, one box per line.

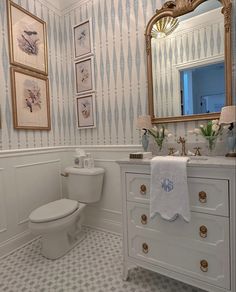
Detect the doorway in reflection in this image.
<box><xmin>180</xmin><ymin>62</ymin><xmax>225</xmax><ymax>115</ymax></box>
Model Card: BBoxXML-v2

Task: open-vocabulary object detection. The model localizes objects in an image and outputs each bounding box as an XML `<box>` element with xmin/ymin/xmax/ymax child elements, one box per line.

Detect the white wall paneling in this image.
<box><xmin>0</xmin><ymin>149</ymin><xmax>67</xmax><ymax>257</ymax></box>
<box><xmin>0</xmin><ymin>145</ymin><xmax>140</xmax><ymax>256</ymax></box>
<box><xmin>0</xmin><ymin>168</ymin><xmax>7</xmax><ymax>234</ymax></box>
<box><xmin>14</xmin><ymin>160</ymin><xmax>62</xmax><ymax>225</ymax></box>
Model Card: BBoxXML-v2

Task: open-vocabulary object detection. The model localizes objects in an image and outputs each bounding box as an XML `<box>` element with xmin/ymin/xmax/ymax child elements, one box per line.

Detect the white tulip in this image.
<box><xmin>200</xmin><ymin>125</ymin><xmax>204</xmax><ymax>128</ymax></box>
<box><xmin>167</xmin><ymin>133</ymin><xmax>173</xmax><ymax>137</ymax></box>
<box><xmin>153</xmin><ymin>126</ymin><xmax>158</xmax><ymax>131</ymax></box>
<box><xmin>212</xmin><ymin>119</ymin><xmax>219</xmax><ymax>125</ymax></box>
<box><xmin>193</xmin><ymin>128</ymin><xmax>201</xmax><ymax>135</ymax></box>
<box><xmin>212</xmin><ymin>124</ymin><xmax>220</xmax><ymax>133</ymax></box>
<box><xmin>160</xmin><ymin>128</ymin><xmax>164</xmax><ymax>133</ymax></box>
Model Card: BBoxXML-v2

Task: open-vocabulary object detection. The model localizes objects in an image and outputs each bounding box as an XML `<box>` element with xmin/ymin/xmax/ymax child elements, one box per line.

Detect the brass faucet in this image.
<box><xmin>168</xmin><ymin>147</ymin><xmax>176</xmax><ymax>156</ymax></box>
<box><xmin>194</xmin><ymin>147</ymin><xmax>202</xmax><ymax>156</ymax></box>
<box><xmin>177</xmin><ymin>136</ymin><xmax>187</xmax><ymax>156</ymax></box>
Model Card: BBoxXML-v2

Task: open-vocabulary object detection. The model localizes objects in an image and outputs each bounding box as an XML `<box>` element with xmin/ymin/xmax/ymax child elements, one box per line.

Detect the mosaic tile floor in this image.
<box><xmin>0</xmin><ymin>228</ymin><xmax>205</xmax><ymax>292</ymax></box>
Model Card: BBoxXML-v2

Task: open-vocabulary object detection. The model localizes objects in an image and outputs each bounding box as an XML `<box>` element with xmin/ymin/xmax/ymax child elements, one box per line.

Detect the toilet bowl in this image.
<box><xmin>29</xmin><ymin>167</ymin><xmax>104</xmax><ymax>259</ymax></box>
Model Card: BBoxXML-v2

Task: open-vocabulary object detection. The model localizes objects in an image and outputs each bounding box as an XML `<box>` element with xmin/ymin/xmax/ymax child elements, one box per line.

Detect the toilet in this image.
<box><xmin>29</xmin><ymin>167</ymin><xmax>104</xmax><ymax>260</ymax></box>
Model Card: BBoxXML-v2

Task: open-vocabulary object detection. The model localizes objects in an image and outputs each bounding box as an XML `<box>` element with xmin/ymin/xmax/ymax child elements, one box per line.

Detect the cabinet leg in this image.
<box><xmin>123</xmin><ymin>264</ymin><xmax>129</xmax><ymax>281</ymax></box>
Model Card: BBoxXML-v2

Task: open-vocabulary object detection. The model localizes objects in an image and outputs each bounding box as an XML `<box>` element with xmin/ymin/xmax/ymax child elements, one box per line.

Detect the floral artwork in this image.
<box><xmin>8</xmin><ymin>1</ymin><xmax>48</xmax><ymax>75</ymax></box>
<box><xmin>24</xmin><ymin>80</ymin><xmax>42</xmax><ymax>113</ymax></box>
<box><xmin>73</xmin><ymin>20</ymin><xmax>92</xmax><ymax>59</ymax></box>
<box><xmin>17</xmin><ymin>28</ymin><xmax>39</xmax><ymax>56</ymax></box>
<box><xmin>75</xmin><ymin>58</ymin><xmax>94</xmax><ymax>94</ymax></box>
<box><xmin>10</xmin><ymin>67</ymin><xmax>50</xmax><ymax>130</ymax></box>
<box><xmin>76</xmin><ymin>94</ymin><xmax>96</xmax><ymax>128</ymax></box>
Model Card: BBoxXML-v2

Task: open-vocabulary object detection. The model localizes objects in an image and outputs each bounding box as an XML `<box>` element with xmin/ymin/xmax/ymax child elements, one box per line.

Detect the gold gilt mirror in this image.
<box><xmin>145</xmin><ymin>0</ymin><xmax>232</xmax><ymax>123</ymax></box>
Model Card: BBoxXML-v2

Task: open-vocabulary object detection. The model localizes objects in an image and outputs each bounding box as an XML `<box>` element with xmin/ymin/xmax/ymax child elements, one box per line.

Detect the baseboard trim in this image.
<box><xmin>84</xmin><ymin>206</ymin><xmax>122</xmax><ymax>235</ymax></box>
<box><xmin>84</xmin><ymin>217</ymin><xmax>122</xmax><ymax>235</ymax></box>
<box><xmin>0</xmin><ymin>231</ymin><xmax>37</xmax><ymax>259</ymax></box>
<box><xmin>83</xmin><ymin>224</ymin><xmax>122</xmax><ymax>237</ymax></box>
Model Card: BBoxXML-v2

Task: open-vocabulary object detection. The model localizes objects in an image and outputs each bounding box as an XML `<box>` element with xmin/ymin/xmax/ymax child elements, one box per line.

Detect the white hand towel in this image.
<box><xmin>150</xmin><ymin>156</ymin><xmax>191</xmax><ymax>222</ymax></box>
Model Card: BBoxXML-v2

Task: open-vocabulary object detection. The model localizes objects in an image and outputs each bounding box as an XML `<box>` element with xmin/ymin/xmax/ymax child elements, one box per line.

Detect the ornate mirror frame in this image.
<box><xmin>145</xmin><ymin>0</ymin><xmax>232</xmax><ymax>123</ymax></box>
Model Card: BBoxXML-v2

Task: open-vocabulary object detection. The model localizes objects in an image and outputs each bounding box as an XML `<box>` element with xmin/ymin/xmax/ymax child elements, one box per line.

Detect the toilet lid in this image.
<box><xmin>29</xmin><ymin>199</ymin><xmax>79</xmax><ymax>223</ymax></box>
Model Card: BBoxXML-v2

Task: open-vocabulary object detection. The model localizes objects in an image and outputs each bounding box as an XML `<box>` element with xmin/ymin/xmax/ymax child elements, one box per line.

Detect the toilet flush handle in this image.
<box><xmin>61</xmin><ymin>172</ymin><xmax>69</xmax><ymax>177</ymax></box>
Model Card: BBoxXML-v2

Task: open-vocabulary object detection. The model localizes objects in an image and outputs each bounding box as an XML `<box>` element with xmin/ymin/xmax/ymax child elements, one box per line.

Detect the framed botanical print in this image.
<box><xmin>73</xmin><ymin>19</ymin><xmax>93</xmax><ymax>59</ymax></box>
<box><xmin>76</xmin><ymin>94</ymin><xmax>96</xmax><ymax>128</ymax></box>
<box><xmin>10</xmin><ymin>67</ymin><xmax>51</xmax><ymax>130</ymax></box>
<box><xmin>7</xmin><ymin>1</ymin><xmax>48</xmax><ymax>75</ymax></box>
<box><xmin>75</xmin><ymin>57</ymin><xmax>94</xmax><ymax>95</ymax></box>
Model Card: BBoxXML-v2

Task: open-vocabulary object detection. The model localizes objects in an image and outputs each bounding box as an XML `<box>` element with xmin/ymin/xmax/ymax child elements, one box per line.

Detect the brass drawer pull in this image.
<box><xmin>142</xmin><ymin>243</ymin><xmax>149</xmax><ymax>254</ymax></box>
<box><xmin>140</xmin><ymin>184</ymin><xmax>147</xmax><ymax>195</ymax></box>
<box><xmin>141</xmin><ymin>214</ymin><xmax>147</xmax><ymax>225</ymax></box>
<box><xmin>199</xmin><ymin>191</ymin><xmax>207</xmax><ymax>203</ymax></box>
<box><xmin>199</xmin><ymin>225</ymin><xmax>208</xmax><ymax>238</ymax></box>
<box><xmin>200</xmin><ymin>260</ymin><xmax>208</xmax><ymax>272</ymax></box>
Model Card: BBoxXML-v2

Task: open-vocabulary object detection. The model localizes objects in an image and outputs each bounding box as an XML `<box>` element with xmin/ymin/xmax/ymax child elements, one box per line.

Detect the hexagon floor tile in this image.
<box><xmin>0</xmin><ymin>227</ymin><xmax>205</xmax><ymax>292</ymax></box>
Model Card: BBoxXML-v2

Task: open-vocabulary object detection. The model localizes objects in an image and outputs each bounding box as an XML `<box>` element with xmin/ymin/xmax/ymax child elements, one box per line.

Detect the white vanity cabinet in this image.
<box><xmin>117</xmin><ymin>158</ymin><xmax>236</xmax><ymax>292</ymax></box>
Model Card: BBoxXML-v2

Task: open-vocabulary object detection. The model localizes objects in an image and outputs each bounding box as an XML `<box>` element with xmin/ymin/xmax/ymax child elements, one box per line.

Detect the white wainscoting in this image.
<box><xmin>14</xmin><ymin>160</ymin><xmax>62</xmax><ymax>225</ymax></box>
<box><xmin>0</xmin><ymin>149</ymin><xmax>67</xmax><ymax>257</ymax></box>
<box><xmin>0</xmin><ymin>145</ymin><xmax>141</xmax><ymax>257</ymax></box>
<box><xmin>0</xmin><ymin>168</ymin><xmax>7</xmax><ymax>234</ymax></box>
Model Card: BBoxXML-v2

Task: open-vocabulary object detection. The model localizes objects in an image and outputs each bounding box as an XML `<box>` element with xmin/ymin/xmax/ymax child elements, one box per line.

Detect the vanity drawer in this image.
<box><xmin>128</xmin><ymin>228</ymin><xmax>230</xmax><ymax>289</ymax></box>
<box><xmin>188</xmin><ymin>177</ymin><xmax>229</xmax><ymax>216</ymax></box>
<box><xmin>126</xmin><ymin>173</ymin><xmax>150</xmax><ymax>203</ymax></box>
<box><xmin>127</xmin><ymin>201</ymin><xmax>229</xmax><ymax>246</ymax></box>
<box><xmin>126</xmin><ymin>173</ymin><xmax>229</xmax><ymax>216</ymax></box>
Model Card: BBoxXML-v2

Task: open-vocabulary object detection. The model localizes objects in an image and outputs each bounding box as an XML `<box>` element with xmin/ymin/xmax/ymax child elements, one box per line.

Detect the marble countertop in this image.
<box><xmin>116</xmin><ymin>156</ymin><xmax>236</xmax><ymax>168</ymax></box>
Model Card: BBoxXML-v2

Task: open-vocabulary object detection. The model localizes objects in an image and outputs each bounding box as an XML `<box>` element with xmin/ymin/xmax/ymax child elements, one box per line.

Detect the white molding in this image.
<box><xmin>84</xmin><ymin>206</ymin><xmax>122</xmax><ymax>234</ymax></box>
<box><xmin>0</xmin><ymin>228</ymin><xmax>7</xmax><ymax>234</ymax></box>
<box><xmin>0</xmin><ymin>145</ymin><xmax>142</xmax><ymax>157</ymax></box>
<box><xmin>14</xmin><ymin>159</ymin><xmax>61</xmax><ymax>169</ymax></box>
<box><xmin>62</xmin><ymin>0</ymin><xmax>91</xmax><ymax>15</ymax></box>
<box><xmin>30</xmin><ymin>0</ymin><xmax>62</xmax><ymax>16</ymax></box>
<box><xmin>0</xmin><ymin>168</ymin><xmax>7</xmax><ymax>234</ymax></box>
<box><xmin>12</xmin><ymin>0</ymin><xmax>91</xmax><ymax>16</ymax></box>
<box><xmin>175</xmin><ymin>55</ymin><xmax>224</xmax><ymax>70</ymax></box>
<box><xmin>0</xmin><ymin>230</ymin><xmax>36</xmax><ymax>259</ymax></box>
<box><xmin>83</xmin><ymin>225</ymin><xmax>121</xmax><ymax>237</ymax></box>
<box><xmin>14</xmin><ymin>159</ymin><xmax>62</xmax><ymax>225</ymax></box>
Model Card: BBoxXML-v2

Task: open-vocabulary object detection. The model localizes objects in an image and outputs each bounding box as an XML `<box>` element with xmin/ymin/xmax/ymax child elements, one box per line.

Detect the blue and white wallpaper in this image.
<box><xmin>0</xmin><ymin>0</ymin><xmax>76</xmax><ymax>149</ymax></box>
<box><xmin>0</xmin><ymin>0</ymin><xmax>235</xmax><ymax>150</ymax></box>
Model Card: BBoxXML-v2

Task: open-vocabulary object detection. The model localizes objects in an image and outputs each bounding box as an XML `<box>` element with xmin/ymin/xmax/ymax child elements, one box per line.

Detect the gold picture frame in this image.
<box><xmin>145</xmin><ymin>0</ymin><xmax>232</xmax><ymax>124</ymax></box>
<box><xmin>10</xmin><ymin>67</ymin><xmax>51</xmax><ymax>130</ymax></box>
<box><xmin>7</xmin><ymin>0</ymin><xmax>48</xmax><ymax>75</ymax></box>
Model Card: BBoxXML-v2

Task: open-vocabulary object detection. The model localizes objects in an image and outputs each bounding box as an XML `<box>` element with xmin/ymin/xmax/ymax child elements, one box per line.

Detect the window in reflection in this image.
<box><xmin>180</xmin><ymin>62</ymin><xmax>225</xmax><ymax>115</ymax></box>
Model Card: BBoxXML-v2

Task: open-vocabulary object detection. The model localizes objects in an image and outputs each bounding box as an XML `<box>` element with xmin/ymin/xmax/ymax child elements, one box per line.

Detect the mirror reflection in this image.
<box><xmin>180</xmin><ymin>62</ymin><xmax>225</xmax><ymax>115</ymax></box>
<box><xmin>151</xmin><ymin>0</ymin><xmax>225</xmax><ymax>119</ymax></box>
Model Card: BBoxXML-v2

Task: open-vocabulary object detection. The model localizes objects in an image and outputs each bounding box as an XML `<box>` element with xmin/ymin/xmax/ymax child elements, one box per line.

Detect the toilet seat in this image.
<box><xmin>29</xmin><ymin>199</ymin><xmax>78</xmax><ymax>223</ymax></box>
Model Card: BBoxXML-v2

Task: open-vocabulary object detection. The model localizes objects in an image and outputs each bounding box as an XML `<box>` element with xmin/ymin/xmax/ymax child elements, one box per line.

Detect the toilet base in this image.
<box><xmin>29</xmin><ymin>204</ymin><xmax>87</xmax><ymax>260</ymax></box>
<box><xmin>41</xmin><ymin>229</ymin><xmax>86</xmax><ymax>260</ymax></box>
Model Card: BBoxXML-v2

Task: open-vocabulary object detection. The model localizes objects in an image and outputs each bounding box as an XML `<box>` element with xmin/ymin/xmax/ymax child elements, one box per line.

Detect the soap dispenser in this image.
<box><xmin>74</xmin><ymin>149</ymin><xmax>85</xmax><ymax>168</ymax></box>
<box><xmin>84</xmin><ymin>153</ymin><xmax>94</xmax><ymax>168</ymax></box>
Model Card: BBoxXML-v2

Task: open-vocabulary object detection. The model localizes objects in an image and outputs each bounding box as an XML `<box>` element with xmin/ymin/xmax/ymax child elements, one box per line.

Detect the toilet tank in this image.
<box><xmin>64</xmin><ymin>167</ymin><xmax>105</xmax><ymax>203</ymax></box>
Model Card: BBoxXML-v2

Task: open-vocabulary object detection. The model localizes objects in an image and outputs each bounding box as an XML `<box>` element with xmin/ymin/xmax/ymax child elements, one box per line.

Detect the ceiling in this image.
<box><xmin>45</xmin><ymin>0</ymin><xmax>88</xmax><ymax>11</ymax></box>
